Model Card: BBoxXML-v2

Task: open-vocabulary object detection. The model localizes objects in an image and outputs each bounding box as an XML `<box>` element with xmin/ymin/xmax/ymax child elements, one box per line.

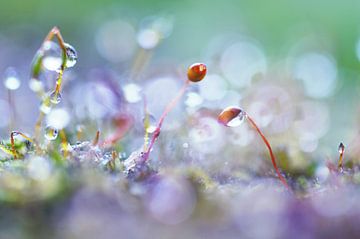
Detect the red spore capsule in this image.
<box><xmin>187</xmin><ymin>63</ymin><xmax>207</xmax><ymax>82</ymax></box>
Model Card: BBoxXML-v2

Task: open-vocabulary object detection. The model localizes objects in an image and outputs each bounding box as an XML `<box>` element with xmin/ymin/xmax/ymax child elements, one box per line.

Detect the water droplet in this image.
<box><xmin>64</xmin><ymin>43</ymin><xmax>77</xmax><ymax>68</ymax></box>
<box><xmin>143</xmin><ymin>114</ymin><xmax>157</xmax><ymax>133</ymax></box>
<box><xmin>137</xmin><ymin>29</ymin><xmax>161</xmax><ymax>49</ymax></box>
<box><xmin>42</xmin><ymin>41</ymin><xmax>62</xmax><ymax>71</ymax></box>
<box><xmin>46</xmin><ymin>108</ymin><xmax>70</xmax><ymax>129</ymax></box>
<box><xmin>123</xmin><ymin>83</ymin><xmax>142</xmax><ymax>103</ymax></box>
<box><xmin>27</xmin><ymin>156</ymin><xmax>51</xmax><ymax>181</ymax></box>
<box><xmin>45</xmin><ymin>126</ymin><xmax>58</xmax><ymax>140</ymax></box>
<box><xmin>293</xmin><ymin>53</ymin><xmax>337</xmax><ymax>98</ymax></box>
<box><xmin>49</xmin><ymin>91</ymin><xmax>62</xmax><ymax>104</ymax></box>
<box><xmin>187</xmin><ymin>63</ymin><xmax>207</xmax><ymax>82</ymax></box>
<box><xmin>29</xmin><ymin>78</ymin><xmax>44</xmax><ymax>93</ymax></box>
<box><xmin>3</xmin><ymin>67</ymin><xmax>21</xmax><ymax>90</ymax></box>
<box><xmin>218</xmin><ymin>106</ymin><xmax>246</xmax><ymax>127</ymax></box>
<box><xmin>185</xmin><ymin>92</ymin><xmax>203</xmax><ymax>108</ymax></box>
<box><xmin>39</xmin><ymin>102</ymin><xmax>51</xmax><ymax>114</ymax></box>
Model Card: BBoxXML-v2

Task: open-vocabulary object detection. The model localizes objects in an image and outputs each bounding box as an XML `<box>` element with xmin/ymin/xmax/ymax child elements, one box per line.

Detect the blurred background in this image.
<box><xmin>1</xmin><ymin>0</ymin><xmax>360</xmax><ymax>160</ymax></box>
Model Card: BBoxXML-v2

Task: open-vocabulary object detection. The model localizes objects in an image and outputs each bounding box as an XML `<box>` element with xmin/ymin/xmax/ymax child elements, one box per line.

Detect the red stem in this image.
<box><xmin>143</xmin><ymin>80</ymin><xmax>190</xmax><ymax>162</ymax></box>
<box><xmin>246</xmin><ymin>114</ymin><xmax>290</xmax><ymax>190</ymax></box>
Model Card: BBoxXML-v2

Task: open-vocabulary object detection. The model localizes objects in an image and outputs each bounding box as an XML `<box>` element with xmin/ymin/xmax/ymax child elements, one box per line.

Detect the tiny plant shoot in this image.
<box><xmin>30</xmin><ymin>27</ymin><xmax>77</xmax><ymax>145</ymax></box>
<box><xmin>10</xmin><ymin>131</ymin><xmax>33</xmax><ymax>159</ymax></box>
<box><xmin>142</xmin><ymin>63</ymin><xmax>207</xmax><ymax>162</ymax></box>
<box><xmin>217</xmin><ymin>106</ymin><xmax>290</xmax><ymax>190</ymax></box>
<box><xmin>338</xmin><ymin>142</ymin><xmax>345</xmax><ymax>170</ymax></box>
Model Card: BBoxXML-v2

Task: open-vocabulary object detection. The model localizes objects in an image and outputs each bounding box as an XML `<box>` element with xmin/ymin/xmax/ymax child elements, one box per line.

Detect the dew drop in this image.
<box><xmin>3</xmin><ymin>67</ymin><xmax>21</xmax><ymax>90</ymax></box>
<box><xmin>45</xmin><ymin>126</ymin><xmax>58</xmax><ymax>141</ymax></box>
<box><xmin>29</xmin><ymin>78</ymin><xmax>44</xmax><ymax>93</ymax></box>
<box><xmin>137</xmin><ymin>29</ymin><xmax>160</xmax><ymax>49</ymax></box>
<box><xmin>143</xmin><ymin>114</ymin><xmax>157</xmax><ymax>133</ymax></box>
<box><xmin>218</xmin><ymin>106</ymin><xmax>247</xmax><ymax>127</ymax></box>
<box><xmin>46</xmin><ymin>108</ymin><xmax>70</xmax><ymax>129</ymax></box>
<box><xmin>123</xmin><ymin>83</ymin><xmax>142</xmax><ymax>103</ymax></box>
<box><xmin>49</xmin><ymin>91</ymin><xmax>62</xmax><ymax>104</ymax></box>
<box><xmin>185</xmin><ymin>92</ymin><xmax>203</xmax><ymax>108</ymax></box>
<box><xmin>42</xmin><ymin>41</ymin><xmax>62</xmax><ymax>71</ymax></box>
<box><xmin>64</xmin><ymin>43</ymin><xmax>77</xmax><ymax>68</ymax></box>
<box><xmin>39</xmin><ymin>102</ymin><xmax>52</xmax><ymax>114</ymax></box>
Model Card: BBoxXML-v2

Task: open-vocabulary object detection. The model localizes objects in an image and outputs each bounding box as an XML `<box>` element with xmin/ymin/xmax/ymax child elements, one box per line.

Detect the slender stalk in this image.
<box><xmin>143</xmin><ymin>80</ymin><xmax>190</xmax><ymax>162</ymax></box>
<box><xmin>60</xmin><ymin>130</ymin><xmax>69</xmax><ymax>157</ymax></box>
<box><xmin>143</xmin><ymin>96</ymin><xmax>150</xmax><ymax>152</ymax></box>
<box><xmin>92</xmin><ymin>130</ymin><xmax>100</xmax><ymax>146</ymax></box>
<box><xmin>8</xmin><ymin>89</ymin><xmax>16</xmax><ymax>131</ymax></box>
<box><xmin>246</xmin><ymin>114</ymin><xmax>290</xmax><ymax>190</ymax></box>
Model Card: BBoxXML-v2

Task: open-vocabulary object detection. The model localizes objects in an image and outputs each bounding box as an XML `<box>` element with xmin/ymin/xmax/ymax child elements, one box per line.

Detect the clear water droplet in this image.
<box><xmin>45</xmin><ymin>126</ymin><xmax>58</xmax><ymax>141</ymax></box>
<box><xmin>64</xmin><ymin>43</ymin><xmax>77</xmax><ymax>68</ymax></box>
<box><xmin>143</xmin><ymin>114</ymin><xmax>157</xmax><ymax>133</ymax></box>
<box><xmin>49</xmin><ymin>91</ymin><xmax>62</xmax><ymax>104</ymax></box>
<box><xmin>42</xmin><ymin>41</ymin><xmax>62</xmax><ymax>71</ymax></box>
<box><xmin>3</xmin><ymin>67</ymin><xmax>21</xmax><ymax>90</ymax></box>
<box><xmin>226</xmin><ymin>111</ymin><xmax>246</xmax><ymax>127</ymax></box>
<box><xmin>29</xmin><ymin>78</ymin><xmax>44</xmax><ymax>93</ymax></box>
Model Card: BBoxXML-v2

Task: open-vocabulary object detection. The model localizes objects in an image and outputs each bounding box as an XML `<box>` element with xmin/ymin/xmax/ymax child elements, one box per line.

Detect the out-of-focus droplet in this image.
<box><xmin>199</xmin><ymin>74</ymin><xmax>227</xmax><ymax>101</ymax></box>
<box><xmin>45</xmin><ymin>126</ymin><xmax>58</xmax><ymax>140</ymax></box>
<box><xmin>140</xmin><ymin>16</ymin><xmax>174</xmax><ymax>39</ymax></box>
<box><xmin>147</xmin><ymin>176</ymin><xmax>196</xmax><ymax>225</ymax></box>
<box><xmin>46</xmin><ymin>108</ymin><xmax>70</xmax><ymax>129</ymax></box>
<box><xmin>49</xmin><ymin>91</ymin><xmax>62</xmax><ymax>104</ymax></box>
<box><xmin>29</xmin><ymin>78</ymin><xmax>44</xmax><ymax>93</ymax></box>
<box><xmin>185</xmin><ymin>92</ymin><xmax>203</xmax><ymax>108</ymax></box>
<box><xmin>3</xmin><ymin>67</ymin><xmax>21</xmax><ymax>90</ymax></box>
<box><xmin>96</xmin><ymin>19</ymin><xmax>136</xmax><ymax>63</ymax></box>
<box><xmin>123</xmin><ymin>83</ymin><xmax>142</xmax><ymax>103</ymax></box>
<box><xmin>315</xmin><ymin>164</ymin><xmax>330</xmax><ymax>183</ymax></box>
<box><xmin>187</xmin><ymin>63</ymin><xmax>207</xmax><ymax>82</ymax></box>
<box><xmin>293</xmin><ymin>53</ymin><xmax>337</xmax><ymax>98</ymax></box>
<box><xmin>218</xmin><ymin>106</ymin><xmax>246</xmax><ymax>127</ymax></box>
<box><xmin>137</xmin><ymin>29</ymin><xmax>160</xmax><ymax>49</ymax></box>
<box><xmin>143</xmin><ymin>114</ymin><xmax>157</xmax><ymax>133</ymax></box>
<box><xmin>229</xmin><ymin>124</ymin><xmax>255</xmax><ymax>146</ymax></box>
<box><xmin>137</xmin><ymin>15</ymin><xmax>173</xmax><ymax>49</ymax></box>
<box><xmin>189</xmin><ymin>117</ymin><xmax>225</xmax><ymax>154</ymax></box>
<box><xmin>42</xmin><ymin>41</ymin><xmax>62</xmax><ymax>71</ymax></box>
<box><xmin>64</xmin><ymin>43</ymin><xmax>77</xmax><ymax>68</ymax></box>
<box><xmin>221</xmin><ymin>40</ymin><xmax>267</xmax><ymax>88</ymax></box>
<box><xmin>27</xmin><ymin>156</ymin><xmax>51</xmax><ymax>181</ymax></box>
<box><xmin>40</xmin><ymin>102</ymin><xmax>52</xmax><ymax>114</ymax></box>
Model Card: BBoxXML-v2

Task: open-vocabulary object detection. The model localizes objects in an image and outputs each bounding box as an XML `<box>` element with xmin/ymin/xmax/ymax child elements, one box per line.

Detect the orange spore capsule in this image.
<box><xmin>217</xmin><ymin>106</ymin><xmax>243</xmax><ymax>126</ymax></box>
<box><xmin>187</xmin><ymin>63</ymin><xmax>207</xmax><ymax>82</ymax></box>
